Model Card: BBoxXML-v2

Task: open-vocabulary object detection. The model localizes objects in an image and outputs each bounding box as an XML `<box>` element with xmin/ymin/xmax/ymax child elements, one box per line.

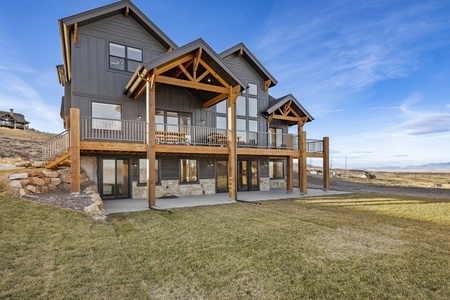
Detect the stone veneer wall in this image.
<box><xmin>270</xmin><ymin>178</ymin><xmax>286</xmax><ymax>189</ymax></box>
<box><xmin>132</xmin><ymin>179</ymin><xmax>216</xmax><ymax>199</ymax></box>
<box><xmin>260</xmin><ymin>177</ymin><xmax>270</xmax><ymax>191</ymax></box>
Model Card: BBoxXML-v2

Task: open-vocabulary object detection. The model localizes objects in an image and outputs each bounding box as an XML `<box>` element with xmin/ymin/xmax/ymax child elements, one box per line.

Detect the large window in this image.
<box><xmin>155</xmin><ymin>110</ymin><xmax>191</xmax><ymax>132</ymax></box>
<box><xmin>109</xmin><ymin>42</ymin><xmax>142</xmax><ymax>72</ymax></box>
<box><xmin>269</xmin><ymin>127</ymin><xmax>283</xmax><ymax>148</ymax></box>
<box><xmin>236</xmin><ymin>95</ymin><xmax>246</xmax><ymax>116</ymax></box>
<box><xmin>180</xmin><ymin>159</ymin><xmax>198</xmax><ymax>183</ymax></box>
<box><xmin>269</xmin><ymin>161</ymin><xmax>284</xmax><ymax>179</ymax></box>
<box><xmin>248</xmin><ymin>83</ymin><xmax>258</xmax><ymax>95</ymax></box>
<box><xmin>138</xmin><ymin>158</ymin><xmax>159</xmax><ymax>185</ymax></box>
<box><xmin>92</xmin><ymin>102</ymin><xmax>121</xmax><ymax>130</ymax></box>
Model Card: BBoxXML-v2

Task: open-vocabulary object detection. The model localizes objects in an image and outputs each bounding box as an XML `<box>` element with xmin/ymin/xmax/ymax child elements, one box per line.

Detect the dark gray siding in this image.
<box><xmin>71</xmin><ymin>14</ymin><xmax>167</xmax><ymax>117</ymax></box>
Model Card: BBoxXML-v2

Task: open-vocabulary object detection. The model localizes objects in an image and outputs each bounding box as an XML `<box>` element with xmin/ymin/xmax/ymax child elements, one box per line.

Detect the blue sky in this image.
<box><xmin>1</xmin><ymin>0</ymin><xmax>449</xmax><ymax>169</ymax></box>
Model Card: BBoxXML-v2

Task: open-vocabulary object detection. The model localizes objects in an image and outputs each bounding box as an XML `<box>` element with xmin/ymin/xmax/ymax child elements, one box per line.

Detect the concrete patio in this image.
<box><xmin>103</xmin><ymin>188</ymin><xmax>348</xmax><ymax>214</ymax></box>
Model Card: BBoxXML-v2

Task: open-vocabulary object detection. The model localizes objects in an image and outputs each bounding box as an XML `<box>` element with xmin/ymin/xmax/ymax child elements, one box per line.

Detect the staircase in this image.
<box><xmin>42</xmin><ymin>130</ymin><xmax>71</xmax><ymax>169</ymax></box>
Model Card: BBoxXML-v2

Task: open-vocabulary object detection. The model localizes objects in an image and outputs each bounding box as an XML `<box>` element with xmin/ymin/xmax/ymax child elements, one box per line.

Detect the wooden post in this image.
<box><xmin>146</xmin><ymin>72</ymin><xmax>157</xmax><ymax>207</ymax></box>
<box><xmin>323</xmin><ymin>137</ymin><xmax>330</xmax><ymax>190</ymax></box>
<box><xmin>70</xmin><ymin>108</ymin><xmax>80</xmax><ymax>193</ymax></box>
<box><xmin>286</xmin><ymin>155</ymin><xmax>294</xmax><ymax>193</ymax></box>
<box><xmin>228</xmin><ymin>85</ymin><xmax>239</xmax><ymax>201</ymax></box>
<box><xmin>299</xmin><ymin>130</ymin><xmax>307</xmax><ymax>195</ymax></box>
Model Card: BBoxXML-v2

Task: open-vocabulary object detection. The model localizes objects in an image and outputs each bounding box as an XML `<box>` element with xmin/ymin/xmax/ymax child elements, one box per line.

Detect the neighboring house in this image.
<box><xmin>0</xmin><ymin>109</ymin><xmax>29</xmax><ymax>130</ymax></box>
<box><xmin>44</xmin><ymin>0</ymin><xmax>329</xmax><ymax>206</ymax></box>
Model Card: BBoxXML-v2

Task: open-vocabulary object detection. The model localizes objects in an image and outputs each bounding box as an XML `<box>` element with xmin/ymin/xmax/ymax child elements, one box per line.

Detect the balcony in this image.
<box><xmin>79</xmin><ymin>117</ymin><xmax>323</xmax><ymax>153</ymax></box>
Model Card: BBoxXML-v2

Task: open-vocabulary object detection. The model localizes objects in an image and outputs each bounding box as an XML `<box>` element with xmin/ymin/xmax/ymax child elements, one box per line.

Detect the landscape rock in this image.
<box><xmin>48</xmin><ymin>185</ymin><xmax>58</xmax><ymax>191</ymax></box>
<box><xmin>29</xmin><ymin>177</ymin><xmax>45</xmax><ymax>186</ymax></box>
<box><xmin>60</xmin><ymin>174</ymin><xmax>71</xmax><ymax>183</ymax></box>
<box><xmin>50</xmin><ymin>178</ymin><xmax>62</xmax><ymax>186</ymax></box>
<box><xmin>31</xmin><ymin>161</ymin><xmax>44</xmax><ymax>168</ymax></box>
<box><xmin>42</xmin><ymin>170</ymin><xmax>59</xmax><ymax>178</ymax></box>
<box><xmin>29</xmin><ymin>171</ymin><xmax>44</xmax><ymax>177</ymax></box>
<box><xmin>84</xmin><ymin>203</ymin><xmax>104</xmax><ymax>216</ymax></box>
<box><xmin>9</xmin><ymin>173</ymin><xmax>28</xmax><ymax>180</ymax></box>
<box><xmin>57</xmin><ymin>168</ymin><xmax>71</xmax><ymax>175</ymax></box>
<box><xmin>26</xmin><ymin>185</ymin><xmax>37</xmax><ymax>193</ymax></box>
<box><xmin>9</xmin><ymin>180</ymin><xmax>22</xmax><ymax>189</ymax></box>
<box><xmin>19</xmin><ymin>188</ymin><xmax>26</xmax><ymax>197</ymax></box>
<box><xmin>16</xmin><ymin>161</ymin><xmax>31</xmax><ymax>167</ymax></box>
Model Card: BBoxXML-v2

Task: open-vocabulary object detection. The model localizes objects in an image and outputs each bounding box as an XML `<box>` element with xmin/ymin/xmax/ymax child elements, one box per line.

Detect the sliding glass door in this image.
<box><xmin>101</xmin><ymin>158</ymin><xmax>130</xmax><ymax>199</ymax></box>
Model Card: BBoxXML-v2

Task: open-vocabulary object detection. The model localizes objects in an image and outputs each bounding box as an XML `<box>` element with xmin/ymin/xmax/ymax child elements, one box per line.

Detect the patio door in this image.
<box><xmin>238</xmin><ymin>160</ymin><xmax>259</xmax><ymax>191</ymax></box>
<box><xmin>101</xmin><ymin>158</ymin><xmax>130</xmax><ymax>199</ymax></box>
<box><xmin>216</xmin><ymin>160</ymin><xmax>228</xmax><ymax>193</ymax></box>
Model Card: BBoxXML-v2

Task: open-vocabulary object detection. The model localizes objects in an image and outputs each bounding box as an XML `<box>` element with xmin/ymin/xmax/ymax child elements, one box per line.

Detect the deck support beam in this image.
<box><xmin>287</xmin><ymin>155</ymin><xmax>294</xmax><ymax>194</ymax></box>
<box><xmin>323</xmin><ymin>137</ymin><xmax>330</xmax><ymax>190</ymax></box>
<box><xmin>299</xmin><ymin>123</ymin><xmax>307</xmax><ymax>195</ymax></box>
<box><xmin>146</xmin><ymin>70</ymin><xmax>157</xmax><ymax>207</ymax></box>
<box><xmin>70</xmin><ymin>108</ymin><xmax>80</xmax><ymax>193</ymax></box>
<box><xmin>228</xmin><ymin>85</ymin><xmax>239</xmax><ymax>201</ymax></box>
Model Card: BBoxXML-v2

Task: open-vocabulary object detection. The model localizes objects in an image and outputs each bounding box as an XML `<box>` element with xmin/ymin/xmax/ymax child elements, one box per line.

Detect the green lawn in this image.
<box><xmin>1</xmin><ymin>194</ymin><xmax>449</xmax><ymax>299</ymax></box>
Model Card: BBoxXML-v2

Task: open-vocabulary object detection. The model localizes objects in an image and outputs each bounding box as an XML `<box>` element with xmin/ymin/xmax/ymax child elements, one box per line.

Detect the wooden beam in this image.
<box><xmin>193</xmin><ymin>47</ymin><xmax>202</xmax><ymax>80</ymax></box>
<box><xmin>202</xmin><ymin>93</ymin><xmax>228</xmax><ymax>108</ymax></box>
<box><xmin>156</xmin><ymin>54</ymin><xmax>195</xmax><ymax>75</ymax></box>
<box><xmin>237</xmin><ymin>48</ymin><xmax>244</xmax><ymax>57</ymax></box>
<box><xmin>287</xmin><ymin>155</ymin><xmax>294</xmax><ymax>194</ymax></box>
<box><xmin>228</xmin><ymin>85</ymin><xmax>238</xmax><ymax>201</ymax></box>
<box><xmin>199</xmin><ymin>59</ymin><xmax>229</xmax><ymax>88</ymax></box>
<box><xmin>323</xmin><ymin>137</ymin><xmax>330</xmax><ymax>190</ymax></box>
<box><xmin>178</xmin><ymin>64</ymin><xmax>194</xmax><ymax>82</ymax></box>
<box><xmin>80</xmin><ymin>141</ymin><xmax>146</xmax><ymax>152</ymax></box>
<box><xmin>73</xmin><ymin>23</ymin><xmax>78</xmax><ymax>45</ymax></box>
<box><xmin>196</xmin><ymin>69</ymin><xmax>210</xmax><ymax>83</ymax></box>
<box><xmin>264</xmin><ymin>79</ymin><xmax>271</xmax><ymax>92</ymax></box>
<box><xmin>167</xmin><ymin>47</ymin><xmax>173</xmax><ymax>52</ymax></box>
<box><xmin>147</xmin><ymin>80</ymin><xmax>157</xmax><ymax>207</ymax></box>
<box><xmin>299</xmin><ymin>130</ymin><xmax>307</xmax><ymax>195</ymax></box>
<box><xmin>155</xmin><ymin>144</ymin><xmax>229</xmax><ymax>155</ymax></box>
<box><xmin>125</xmin><ymin>6</ymin><xmax>129</xmax><ymax>17</ymax></box>
<box><xmin>70</xmin><ymin>108</ymin><xmax>80</xmax><ymax>193</ymax></box>
<box><xmin>270</xmin><ymin>115</ymin><xmax>300</xmax><ymax>122</ymax></box>
<box><xmin>155</xmin><ymin>75</ymin><xmax>229</xmax><ymax>94</ymax></box>
<box><xmin>173</xmin><ymin>60</ymin><xmax>193</xmax><ymax>78</ymax></box>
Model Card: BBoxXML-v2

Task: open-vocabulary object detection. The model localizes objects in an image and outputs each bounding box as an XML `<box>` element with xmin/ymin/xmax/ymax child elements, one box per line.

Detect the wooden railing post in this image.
<box><xmin>70</xmin><ymin>108</ymin><xmax>80</xmax><ymax>193</ymax></box>
<box><xmin>323</xmin><ymin>137</ymin><xmax>330</xmax><ymax>190</ymax></box>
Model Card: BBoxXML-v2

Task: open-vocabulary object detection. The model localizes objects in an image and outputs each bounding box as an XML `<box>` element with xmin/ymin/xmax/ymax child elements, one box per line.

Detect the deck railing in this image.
<box><xmin>78</xmin><ymin>117</ymin><xmax>324</xmax><ymax>153</ymax></box>
<box><xmin>42</xmin><ymin>130</ymin><xmax>70</xmax><ymax>163</ymax></box>
<box><xmin>80</xmin><ymin>117</ymin><xmax>146</xmax><ymax>142</ymax></box>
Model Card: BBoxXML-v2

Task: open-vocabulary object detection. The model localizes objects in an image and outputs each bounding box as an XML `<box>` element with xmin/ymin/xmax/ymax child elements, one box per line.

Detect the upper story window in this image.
<box><xmin>155</xmin><ymin>110</ymin><xmax>191</xmax><ymax>132</ymax></box>
<box><xmin>92</xmin><ymin>102</ymin><xmax>121</xmax><ymax>130</ymax></box>
<box><xmin>248</xmin><ymin>83</ymin><xmax>258</xmax><ymax>96</ymax></box>
<box><xmin>236</xmin><ymin>96</ymin><xmax>246</xmax><ymax>116</ymax></box>
<box><xmin>109</xmin><ymin>42</ymin><xmax>142</xmax><ymax>72</ymax></box>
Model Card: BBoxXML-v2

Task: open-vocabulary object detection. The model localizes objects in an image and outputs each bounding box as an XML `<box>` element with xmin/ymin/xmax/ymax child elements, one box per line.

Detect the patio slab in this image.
<box><xmin>103</xmin><ymin>188</ymin><xmax>348</xmax><ymax>215</ymax></box>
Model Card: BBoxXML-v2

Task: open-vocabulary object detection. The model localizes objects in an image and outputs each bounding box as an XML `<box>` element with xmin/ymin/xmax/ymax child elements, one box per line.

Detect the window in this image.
<box><xmin>216</xmin><ymin>116</ymin><xmax>226</xmax><ymax>129</ymax></box>
<box><xmin>216</xmin><ymin>100</ymin><xmax>227</xmax><ymax>114</ymax></box>
<box><xmin>138</xmin><ymin>158</ymin><xmax>159</xmax><ymax>185</ymax></box>
<box><xmin>270</xmin><ymin>127</ymin><xmax>283</xmax><ymax>148</ymax></box>
<box><xmin>92</xmin><ymin>102</ymin><xmax>121</xmax><ymax>130</ymax></box>
<box><xmin>269</xmin><ymin>161</ymin><xmax>284</xmax><ymax>179</ymax></box>
<box><xmin>248</xmin><ymin>83</ymin><xmax>258</xmax><ymax>95</ymax></box>
<box><xmin>109</xmin><ymin>42</ymin><xmax>142</xmax><ymax>72</ymax></box>
<box><xmin>236</xmin><ymin>118</ymin><xmax>246</xmax><ymax>141</ymax></box>
<box><xmin>180</xmin><ymin>159</ymin><xmax>198</xmax><ymax>183</ymax></box>
<box><xmin>154</xmin><ymin>110</ymin><xmax>191</xmax><ymax>132</ymax></box>
<box><xmin>236</xmin><ymin>95</ymin><xmax>246</xmax><ymax>116</ymax></box>
<box><xmin>249</xmin><ymin>97</ymin><xmax>258</xmax><ymax>117</ymax></box>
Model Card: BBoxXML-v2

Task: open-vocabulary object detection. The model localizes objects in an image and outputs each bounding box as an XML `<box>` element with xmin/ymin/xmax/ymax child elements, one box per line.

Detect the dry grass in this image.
<box><xmin>338</xmin><ymin>169</ymin><xmax>450</xmax><ymax>189</ymax></box>
<box><xmin>1</xmin><ymin>193</ymin><xmax>449</xmax><ymax>299</ymax></box>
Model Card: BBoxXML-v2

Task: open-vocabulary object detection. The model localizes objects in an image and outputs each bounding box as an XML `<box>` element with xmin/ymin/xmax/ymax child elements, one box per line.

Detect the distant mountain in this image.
<box><xmin>367</xmin><ymin>162</ymin><xmax>450</xmax><ymax>172</ymax></box>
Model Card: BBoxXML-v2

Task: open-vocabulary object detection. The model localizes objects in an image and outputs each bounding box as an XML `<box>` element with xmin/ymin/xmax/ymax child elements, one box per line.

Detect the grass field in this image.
<box><xmin>1</xmin><ymin>193</ymin><xmax>449</xmax><ymax>299</ymax></box>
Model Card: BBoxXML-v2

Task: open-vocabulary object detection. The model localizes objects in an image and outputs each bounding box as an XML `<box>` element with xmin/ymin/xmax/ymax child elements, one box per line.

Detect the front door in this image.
<box><xmin>216</xmin><ymin>160</ymin><xmax>228</xmax><ymax>193</ymax></box>
<box><xmin>101</xmin><ymin>158</ymin><xmax>130</xmax><ymax>199</ymax></box>
<box><xmin>238</xmin><ymin>160</ymin><xmax>259</xmax><ymax>191</ymax></box>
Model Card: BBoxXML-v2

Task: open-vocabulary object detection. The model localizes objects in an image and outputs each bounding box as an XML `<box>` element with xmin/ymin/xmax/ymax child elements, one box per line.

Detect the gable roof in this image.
<box><xmin>59</xmin><ymin>0</ymin><xmax>177</xmax><ymax>82</ymax></box>
<box><xmin>125</xmin><ymin>38</ymin><xmax>247</xmax><ymax>103</ymax></box>
<box><xmin>220</xmin><ymin>42</ymin><xmax>277</xmax><ymax>88</ymax></box>
<box><xmin>266</xmin><ymin>94</ymin><xmax>314</xmax><ymax>124</ymax></box>
<box><xmin>0</xmin><ymin>111</ymin><xmax>29</xmax><ymax>124</ymax></box>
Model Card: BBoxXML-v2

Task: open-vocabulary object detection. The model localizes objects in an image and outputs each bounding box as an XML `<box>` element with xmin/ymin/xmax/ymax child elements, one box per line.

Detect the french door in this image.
<box><xmin>101</xmin><ymin>158</ymin><xmax>130</xmax><ymax>199</ymax></box>
<box><xmin>238</xmin><ymin>160</ymin><xmax>259</xmax><ymax>191</ymax></box>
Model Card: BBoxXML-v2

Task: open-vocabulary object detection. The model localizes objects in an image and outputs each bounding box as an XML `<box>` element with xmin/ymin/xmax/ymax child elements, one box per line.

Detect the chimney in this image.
<box><xmin>9</xmin><ymin>108</ymin><xmax>14</xmax><ymax>115</ymax></box>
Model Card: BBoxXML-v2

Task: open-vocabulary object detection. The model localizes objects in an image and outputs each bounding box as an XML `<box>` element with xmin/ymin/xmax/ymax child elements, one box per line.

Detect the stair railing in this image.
<box><xmin>42</xmin><ymin>130</ymin><xmax>70</xmax><ymax>163</ymax></box>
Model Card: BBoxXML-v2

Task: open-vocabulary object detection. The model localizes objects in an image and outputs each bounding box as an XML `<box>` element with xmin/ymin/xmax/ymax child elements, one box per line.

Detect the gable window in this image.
<box><xmin>138</xmin><ymin>158</ymin><xmax>159</xmax><ymax>185</ymax></box>
<box><xmin>92</xmin><ymin>102</ymin><xmax>121</xmax><ymax>130</ymax></box>
<box><xmin>180</xmin><ymin>159</ymin><xmax>198</xmax><ymax>183</ymax></box>
<box><xmin>109</xmin><ymin>42</ymin><xmax>142</xmax><ymax>72</ymax></box>
<box><xmin>269</xmin><ymin>161</ymin><xmax>284</xmax><ymax>179</ymax></box>
<box><xmin>248</xmin><ymin>83</ymin><xmax>258</xmax><ymax>95</ymax></box>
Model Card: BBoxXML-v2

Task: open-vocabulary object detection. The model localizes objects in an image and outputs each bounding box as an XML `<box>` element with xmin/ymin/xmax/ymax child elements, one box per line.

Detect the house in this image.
<box><xmin>0</xmin><ymin>109</ymin><xmax>29</xmax><ymax>130</ymax></box>
<box><xmin>44</xmin><ymin>0</ymin><xmax>330</xmax><ymax>206</ymax></box>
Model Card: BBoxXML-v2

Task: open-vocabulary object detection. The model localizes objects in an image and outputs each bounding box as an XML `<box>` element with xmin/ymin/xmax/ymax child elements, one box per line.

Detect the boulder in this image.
<box><xmin>31</xmin><ymin>161</ymin><xmax>44</xmax><ymax>168</ymax></box>
<box><xmin>42</xmin><ymin>170</ymin><xmax>59</xmax><ymax>178</ymax></box>
<box><xmin>60</xmin><ymin>174</ymin><xmax>71</xmax><ymax>183</ymax></box>
<box><xmin>29</xmin><ymin>177</ymin><xmax>45</xmax><ymax>186</ymax></box>
<box><xmin>20</xmin><ymin>179</ymin><xmax>31</xmax><ymax>186</ymax></box>
<box><xmin>26</xmin><ymin>185</ymin><xmax>37</xmax><ymax>193</ymax></box>
<box><xmin>43</xmin><ymin>177</ymin><xmax>51</xmax><ymax>185</ymax></box>
<box><xmin>84</xmin><ymin>203</ymin><xmax>104</xmax><ymax>215</ymax></box>
<box><xmin>57</xmin><ymin>168</ymin><xmax>71</xmax><ymax>175</ymax></box>
<box><xmin>9</xmin><ymin>180</ymin><xmax>22</xmax><ymax>189</ymax></box>
<box><xmin>50</xmin><ymin>178</ymin><xmax>62</xmax><ymax>186</ymax></box>
<box><xmin>19</xmin><ymin>188</ymin><xmax>26</xmax><ymax>197</ymax></box>
<box><xmin>48</xmin><ymin>185</ymin><xmax>58</xmax><ymax>191</ymax></box>
<box><xmin>9</xmin><ymin>173</ymin><xmax>29</xmax><ymax>180</ymax></box>
<box><xmin>16</xmin><ymin>161</ymin><xmax>31</xmax><ymax>167</ymax></box>
<box><xmin>29</xmin><ymin>171</ymin><xmax>44</xmax><ymax>178</ymax></box>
